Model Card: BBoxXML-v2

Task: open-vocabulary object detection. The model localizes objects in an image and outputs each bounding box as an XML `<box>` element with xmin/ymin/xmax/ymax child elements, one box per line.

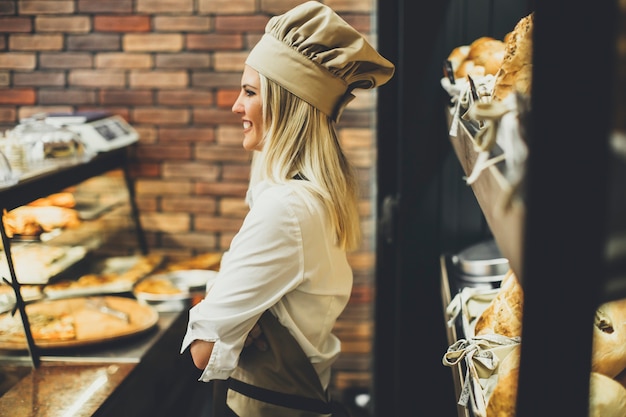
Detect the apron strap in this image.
<box><xmin>228</xmin><ymin>377</ymin><xmax>333</xmax><ymax>414</ymax></box>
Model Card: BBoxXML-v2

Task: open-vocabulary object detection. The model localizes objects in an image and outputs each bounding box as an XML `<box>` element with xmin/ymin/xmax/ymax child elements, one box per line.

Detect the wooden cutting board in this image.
<box><xmin>0</xmin><ymin>296</ymin><xmax>159</xmax><ymax>350</ymax></box>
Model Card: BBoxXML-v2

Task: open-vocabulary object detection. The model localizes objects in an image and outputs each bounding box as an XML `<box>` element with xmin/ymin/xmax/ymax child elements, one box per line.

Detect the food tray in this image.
<box><xmin>133</xmin><ymin>270</ymin><xmax>217</xmax><ymax>312</ymax></box>
<box><xmin>43</xmin><ymin>254</ymin><xmax>164</xmax><ymax>300</ymax></box>
<box><xmin>0</xmin><ymin>296</ymin><xmax>158</xmax><ymax>350</ymax></box>
<box><xmin>0</xmin><ymin>245</ymin><xmax>87</xmax><ymax>285</ymax></box>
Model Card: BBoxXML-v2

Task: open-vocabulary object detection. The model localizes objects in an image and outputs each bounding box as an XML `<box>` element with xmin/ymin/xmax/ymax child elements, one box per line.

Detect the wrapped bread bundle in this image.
<box><xmin>492</xmin><ymin>13</ymin><xmax>534</xmax><ymax>101</ymax></box>
<box><xmin>474</xmin><ymin>269</ymin><xmax>524</xmax><ymax>337</ymax></box>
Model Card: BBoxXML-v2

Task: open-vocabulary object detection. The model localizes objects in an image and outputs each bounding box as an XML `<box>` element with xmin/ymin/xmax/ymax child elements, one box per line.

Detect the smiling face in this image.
<box><xmin>232</xmin><ymin>65</ymin><xmax>264</xmax><ymax>151</ymax></box>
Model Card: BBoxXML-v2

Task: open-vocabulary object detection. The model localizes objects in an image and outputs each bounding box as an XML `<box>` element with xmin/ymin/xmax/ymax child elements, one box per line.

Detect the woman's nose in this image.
<box><xmin>232</xmin><ymin>96</ymin><xmax>243</xmax><ymax>114</ymax></box>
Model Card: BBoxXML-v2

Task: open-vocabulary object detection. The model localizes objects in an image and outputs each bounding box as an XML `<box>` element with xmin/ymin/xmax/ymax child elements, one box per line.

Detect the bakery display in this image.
<box><xmin>2</xmin><ymin>205</ymin><xmax>81</xmax><ymax>238</ymax></box>
<box><xmin>0</xmin><ymin>244</ymin><xmax>87</xmax><ymax>285</ymax></box>
<box><xmin>443</xmin><ymin>12</ymin><xmax>534</xmax><ymax>104</ymax></box>
<box><xmin>161</xmin><ymin>251</ymin><xmax>222</xmax><ymax>272</ymax></box>
<box><xmin>43</xmin><ymin>253</ymin><xmax>164</xmax><ymax>299</ymax></box>
<box><xmin>457</xmin><ymin>269</ymin><xmax>626</xmax><ymax>417</ymax></box>
<box><xmin>0</xmin><ymin>296</ymin><xmax>158</xmax><ymax>349</ymax></box>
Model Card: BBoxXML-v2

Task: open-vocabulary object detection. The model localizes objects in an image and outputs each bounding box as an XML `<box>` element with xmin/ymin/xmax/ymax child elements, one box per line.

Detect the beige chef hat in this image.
<box><xmin>246</xmin><ymin>1</ymin><xmax>395</xmax><ymax>122</ymax></box>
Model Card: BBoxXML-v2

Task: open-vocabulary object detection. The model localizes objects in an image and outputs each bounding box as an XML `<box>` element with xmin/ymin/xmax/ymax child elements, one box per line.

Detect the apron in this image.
<box><xmin>212</xmin><ymin>311</ymin><xmax>350</xmax><ymax>417</ymax></box>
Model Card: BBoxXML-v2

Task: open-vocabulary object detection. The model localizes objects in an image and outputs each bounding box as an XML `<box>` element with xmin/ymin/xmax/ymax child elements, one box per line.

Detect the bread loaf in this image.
<box><xmin>492</xmin><ymin>13</ymin><xmax>534</xmax><ymax>101</ymax></box>
<box><xmin>485</xmin><ymin>344</ymin><xmax>520</xmax><ymax>417</ymax></box>
<box><xmin>487</xmin><ymin>367</ymin><xmax>626</xmax><ymax>417</ymax></box>
<box><xmin>467</xmin><ymin>37</ymin><xmax>506</xmax><ymax>75</ymax></box>
<box><xmin>592</xmin><ymin>298</ymin><xmax>626</xmax><ymax>378</ymax></box>
<box><xmin>474</xmin><ymin>269</ymin><xmax>524</xmax><ymax>337</ymax></box>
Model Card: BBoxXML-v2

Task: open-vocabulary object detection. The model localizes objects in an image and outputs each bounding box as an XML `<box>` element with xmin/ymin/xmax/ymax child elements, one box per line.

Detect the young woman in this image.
<box><xmin>181</xmin><ymin>2</ymin><xmax>394</xmax><ymax>416</ymax></box>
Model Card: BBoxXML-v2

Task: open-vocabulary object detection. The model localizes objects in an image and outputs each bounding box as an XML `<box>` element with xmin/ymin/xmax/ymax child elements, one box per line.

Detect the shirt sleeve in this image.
<box><xmin>180</xmin><ymin>184</ymin><xmax>306</xmax><ymax>381</ymax></box>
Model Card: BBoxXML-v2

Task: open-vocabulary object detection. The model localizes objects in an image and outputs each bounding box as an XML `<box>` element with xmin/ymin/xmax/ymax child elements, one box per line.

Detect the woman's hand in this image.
<box><xmin>244</xmin><ymin>322</ymin><xmax>268</xmax><ymax>351</ymax></box>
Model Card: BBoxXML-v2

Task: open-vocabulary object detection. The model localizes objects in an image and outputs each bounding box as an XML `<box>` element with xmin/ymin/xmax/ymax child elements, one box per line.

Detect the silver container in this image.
<box><xmin>452</xmin><ymin>239</ymin><xmax>509</xmax><ymax>283</ymax></box>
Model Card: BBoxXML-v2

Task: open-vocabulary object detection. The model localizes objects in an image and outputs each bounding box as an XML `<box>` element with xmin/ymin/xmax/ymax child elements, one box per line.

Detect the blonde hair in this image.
<box><xmin>249</xmin><ymin>74</ymin><xmax>361</xmax><ymax>251</ymax></box>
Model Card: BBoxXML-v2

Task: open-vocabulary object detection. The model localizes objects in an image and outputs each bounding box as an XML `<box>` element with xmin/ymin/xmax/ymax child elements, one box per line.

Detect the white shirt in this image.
<box><xmin>180</xmin><ymin>179</ymin><xmax>353</xmax><ymax>389</ymax></box>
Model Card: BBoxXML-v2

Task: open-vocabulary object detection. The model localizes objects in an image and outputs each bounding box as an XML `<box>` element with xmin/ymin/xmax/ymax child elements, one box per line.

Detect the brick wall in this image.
<box><xmin>0</xmin><ymin>0</ymin><xmax>378</xmax><ymax>399</ymax></box>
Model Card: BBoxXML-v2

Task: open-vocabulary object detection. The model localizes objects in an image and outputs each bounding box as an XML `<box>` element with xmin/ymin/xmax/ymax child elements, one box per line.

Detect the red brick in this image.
<box><xmin>40</xmin><ymin>53</ymin><xmax>92</xmax><ymax>69</ymax></box>
<box><xmin>195</xmin><ymin>215</ymin><xmax>244</xmax><ymax>233</ymax></box>
<box><xmin>18</xmin><ymin>1</ymin><xmax>74</xmax><ymax>15</ymax></box>
<box><xmin>77</xmin><ymin>0</ymin><xmax>132</xmax><ymax>13</ymax></box>
<box><xmin>161</xmin><ymin>232</ymin><xmax>217</xmax><ymax>249</ymax></box>
<box><xmin>196</xmin><ymin>144</ymin><xmax>250</xmax><ymax>163</ymax></box>
<box><xmin>123</xmin><ymin>34</ymin><xmax>183</xmax><ymax>52</ymax></box>
<box><xmin>213</xmin><ymin>51</ymin><xmax>247</xmax><ymax>71</ymax></box>
<box><xmin>139</xmin><ymin>212</ymin><xmax>190</xmax><ymax>233</ymax></box>
<box><xmin>155</xmin><ymin>53</ymin><xmax>210</xmax><ymax>69</ymax></box>
<box><xmin>216</xmin><ymin>126</ymin><xmax>245</xmax><ymax>146</ymax></box>
<box><xmin>129</xmin><ymin>162</ymin><xmax>160</xmax><ymax>178</ymax></box>
<box><xmin>340</xmin><ymin>128</ymin><xmax>373</xmax><ymax>149</ymax></box>
<box><xmin>13</xmin><ymin>71</ymin><xmax>65</xmax><ymax>87</ymax></box>
<box><xmin>133</xmin><ymin>126</ymin><xmax>157</xmax><ymax>143</ymax></box>
<box><xmin>136</xmin><ymin>179</ymin><xmax>192</xmax><ymax>195</ymax></box>
<box><xmin>93</xmin><ymin>16</ymin><xmax>151</xmax><ymax>32</ymax></box>
<box><xmin>326</xmin><ymin>0</ymin><xmax>373</xmax><ymax>13</ymax></box>
<box><xmin>69</xmin><ymin>70</ymin><xmax>126</xmax><ymax>87</ymax></box>
<box><xmin>192</xmin><ymin>72</ymin><xmax>240</xmax><ymax>88</ymax></box>
<box><xmin>219</xmin><ymin>232</ymin><xmax>236</xmax><ymax>248</ymax></box>
<box><xmin>129</xmin><ymin>70</ymin><xmax>188</xmax><ymax>89</ymax></box>
<box><xmin>214</xmin><ymin>15</ymin><xmax>269</xmax><ymax>33</ymax></box>
<box><xmin>222</xmin><ymin>164</ymin><xmax>250</xmax><ymax>181</ymax></box>
<box><xmin>193</xmin><ymin>108</ymin><xmax>240</xmax><ymax>125</ymax></box>
<box><xmin>157</xmin><ymin>89</ymin><xmax>213</xmax><ymax>106</ymax></box>
<box><xmin>161</xmin><ymin>196</ymin><xmax>217</xmax><ymax>214</ymax></box>
<box><xmin>0</xmin><ymin>107</ymin><xmax>17</xmax><ymax>123</ymax></box>
<box><xmin>163</xmin><ymin>162</ymin><xmax>220</xmax><ymax>180</ymax></box>
<box><xmin>9</xmin><ymin>34</ymin><xmax>63</xmax><ymax>51</ymax></box>
<box><xmin>186</xmin><ymin>34</ymin><xmax>243</xmax><ymax>51</ymax></box>
<box><xmin>195</xmin><ymin>181</ymin><xmax>248</xmax><ymax>198</ymax></box>
<box><xmin>153</xmin><ymin>16</ymin><xmax>210</xmax><ymax>32</ymax></box>
<box><xmin>95</xmin><ymin>53</ymin><xmax>152</xmax><ymax>69</ymax></box>
<box><xmin>36</xmin><ymin>16</ymin><xmax>91</xmax><ymax>33</ymax></box>
<box><xmin>67</xmin><ymin>34</ymin><xmax>121</xmax><ymax>51</ymax></box>
<box><xmin>260</xmin><ymin>0</ymin><xmax>303</xmax><ymax>14</ymax></box>
<box><xmin>216</xmin><ymin>89</ymin><xmax>238</xmax><ymax>108</ymax></box>
<box><xmin>0</xmin><ymin>88</ymin><xmax>35</xmax><ymax>104</ymax></box>
<box><xmin>135</xmin><ymin>144</ymin><xmax>191</xmax><ymax>161</ymax></box>
<box><xmin>137</xmin><ymin>0</ymin><xmax>193</xmax><ymax>13</ymax></box>
<box><xmin>0</xmin><ymin>2</ymin><xmax>16</xmax><ymax>14</ymax></box>
<box><xmin>158</xmin><ymin>127</ymin><xmax>215</xmax><ymax>143</ymax></box>
<box><xmin>132</xmin><ymin>108</ymin><xmax>190</xmax><ymax>125</ymax></box>
<box><xmin>0</xmin><ymin>53</ymin><xmax>36</xmax><ymax>70</ymax></box>
<box><xmin>198</xmin><ymin>0</ymin><xmax>254</xmax><ymax>14</ymax></box>
<box><xmin>135</xmin><ymin>195</ymin><xmax>159</xmax><ymax>213</ymax></box>
<box><xmin>99</xmin><ymin>89</ymin><xmax>153</xmax><ymax>106</ymax></box>
<box><xmin>38</xmin><ymin>89</ymin><xmax>96</xmax><ymax>105</ymax></box>
<box><xmin>0</xmin><ymin>17</ymin><xmax>32</xmax><ymax>32</ymax></box>
<box><xmin>219</xmin><ymin>197</ymin><xmax>249</xmax><ymax>217</ymax></box>
<box><xmin>341</xmin><ymin>13</ymin><xmax>372</xmax><ymax>33</ymax></box>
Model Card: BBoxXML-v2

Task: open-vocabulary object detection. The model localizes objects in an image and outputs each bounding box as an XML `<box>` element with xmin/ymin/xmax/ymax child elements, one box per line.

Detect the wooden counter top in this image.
<box><xmin>0</xmin><ymin>307</ymin><xmax>210</xmax><ymax>417</ymax></box>
<box><xmin>0</xmin><ymin>362</ymin><xmax>135</xmax><ymax>417</ymax></box>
